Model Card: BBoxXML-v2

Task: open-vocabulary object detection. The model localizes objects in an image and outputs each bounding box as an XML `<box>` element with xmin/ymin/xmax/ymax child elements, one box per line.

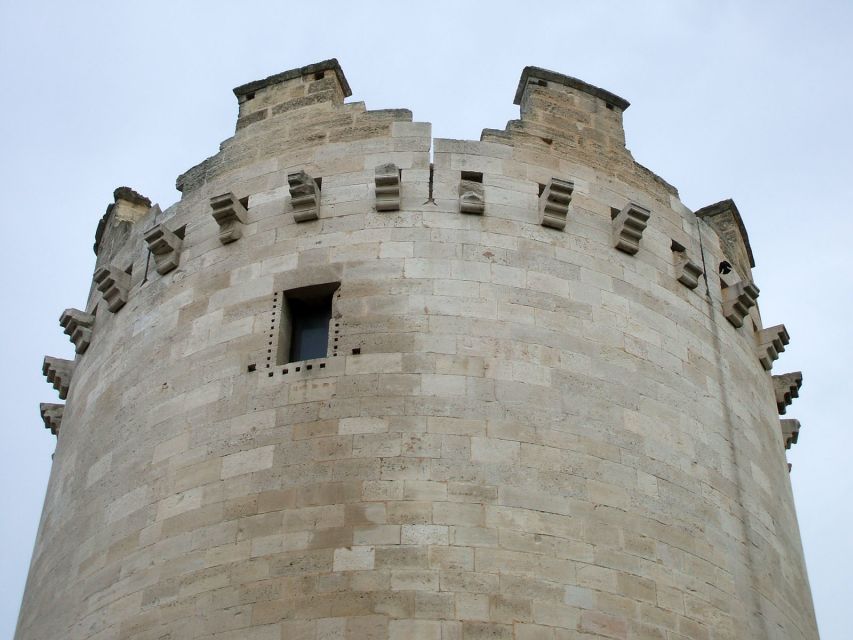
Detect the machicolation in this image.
<box><xmin>19</xmin><ymin>59</ymin><xmax>817</xmax><ymax>640</ymax></box>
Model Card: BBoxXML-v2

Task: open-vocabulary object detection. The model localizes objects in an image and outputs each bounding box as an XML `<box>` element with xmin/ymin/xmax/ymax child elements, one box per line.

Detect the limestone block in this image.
<box><xmin>143</xmin><ymin>223</ymin><xmax>183</xmax><ymax>274</ymax></box>
<box><xmin>375</xmin><ymin>163</ymin><xmax>401</xmax><ymax>211</ymax></box>
<box><xmin>210</xmin><ymin>192</ymin><xmax>247</xmax><ymax>244</ymax></box>
<box><xmin>39</xmin><ymin>403</ymin><xmax>63</xmax><ymax>436</ymax></box>
<box><xmin>59</xmin><ymin>308</ymin><xmax>95</xmax><ymax>354</ymax></box>
<box><xmin>722</xmin><ymin>281</ymin><xmax>759</xmax><ymax>328</ymax></box>
<box><xmin>671</xmin><ymin>243</ymin><xmax>703</xmax><ymax>289</ymax></box>
<box><xmin>42</xmin><ymin>356</ymin><xmax>75</xmax><ymax>400</ymax></box>
<box><xmin>611</xmin><ymin>203</ymin><xmax>650</xmax><ymax>254</ymax></box>
<box><xmin>756</xmin><ymin>324</ymin><xmax>790</xmax><ymax>371</ymax></box>
<box><xmin>780</xmin><ymin>419</ymin><xmax>801</xmax><ymax>449</ymax></box>
<box><xmin>288</xmin><ymin>170</ymin><xmax>320</xmax><ymax>222</ymax></box>
<box><xmin>773</xmin><ymin>371</ymin><xmax>803</xmax><ymax>414</ymax></box>
<box><xmin>459</xmin><ymin>180</ymin><xmax>485</xmax><ymax>214</ymax></box>
<box><xmin>538</xmin><ymin>178</ymin><xmax>574</xmax><ymax>230</ymax></box>
<box><xmin>93</xmin><ymin>265</ymin><xmax>130</xmax><ymax>312</ymax></box>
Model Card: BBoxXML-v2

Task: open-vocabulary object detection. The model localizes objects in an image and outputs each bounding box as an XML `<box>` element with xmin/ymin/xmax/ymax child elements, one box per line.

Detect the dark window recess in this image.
<box><xmin>279</xmin><ymin>283</ymin><xmax>340</xmax><ymax>364</ymax></box>
<box><xmin>461</xmin><ymin>171</ymin><xmax>483</xmax><ymax>183</ymax></box>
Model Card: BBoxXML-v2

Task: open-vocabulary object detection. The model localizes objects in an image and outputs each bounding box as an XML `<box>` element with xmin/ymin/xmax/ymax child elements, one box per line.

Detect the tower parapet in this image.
<box><xmin>19</xmin><ymin>60</ymin><xmax>817</xmax><ymax>640</ymax></box>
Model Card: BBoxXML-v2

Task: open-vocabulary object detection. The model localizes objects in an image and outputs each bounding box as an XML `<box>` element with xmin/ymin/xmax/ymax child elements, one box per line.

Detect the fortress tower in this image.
<box><xmin>21</xmin><ymin>60</ymin><xmax>816</xmax><ymax>639</ymax></box>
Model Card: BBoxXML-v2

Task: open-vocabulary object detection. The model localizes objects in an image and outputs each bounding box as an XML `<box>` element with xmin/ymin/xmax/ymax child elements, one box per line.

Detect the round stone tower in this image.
<box><xmin>20</xmin><ymin>60</ymin><xmax>817</xmax><ymax>639</ymax></box>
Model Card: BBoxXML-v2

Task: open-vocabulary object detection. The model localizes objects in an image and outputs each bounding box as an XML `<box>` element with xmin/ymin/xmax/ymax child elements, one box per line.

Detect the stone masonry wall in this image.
<box><xmin>20</xmin><ymin>60</ymin><xmax>818</xmax><ymax>640</ymax></box>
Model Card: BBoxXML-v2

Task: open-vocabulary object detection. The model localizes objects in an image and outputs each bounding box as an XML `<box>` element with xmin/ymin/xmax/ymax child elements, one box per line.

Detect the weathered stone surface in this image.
<box><xmin>288</xmin><ymin>170</ymin><xmax>320</xmax><ymax>222</ymax></box>
<box><xmin>210</xmin><ymin>192</ymin><xmax>247</xmax><ymax>244</ymax></box>
<box><xmin>59</xmin><ymin>308</ymin><xmax>94</xmax><ymax>354</ymax></box>
<box><xmin>459</xmin><ymin>180</ymin><xmax>484</xmax><ymax>214</ymax></box>
<box><xmin>42</xmin><ymin>356</ymin><xmax>74</xmax><ymax>400</ymax></box>
<box><xmin>39</xmin><ymin>403</ymin><xmax>63</xmax><ymax>436</ymax></box>
<box><xmin>17</xmin><ymin>61</ymin><xmax>818</xmax><ymax>640</ymax></box>
<box><xmin>781</xmin><ymin>418</ymin><xmax>801</xmax><ymax>449</ymax></box>
<box><xmin>143</xmin><ymin>223</ymin><xmax>182</xmax><ymax>274</ymax></box>
<box><xmin>757</xmin><ymin>324</ymin><xmax>790</xmax><ymax>371</ymax></box>
<box><xmin>538</xmin><ymin>177</ymin><xmax>573</xmax><ymax>230</ymax></box>
<box><xmin>611</xmin><ymin>202</ymin><xmax>650</xmax><ymax>254</ymax></box>
<box><xmin>93</xmin><ymin>265</ymin><xmax>130</xmax><ymax>312</ymax></box>
<box><xmin>375</xmin><ymin>163</ymin><xmax>401</xmax><ymax>211</ymax></box>
<box><xmin>774</xmin><ymin>371</ymin><xmax>803</xmax><ymax>414</ymax></box>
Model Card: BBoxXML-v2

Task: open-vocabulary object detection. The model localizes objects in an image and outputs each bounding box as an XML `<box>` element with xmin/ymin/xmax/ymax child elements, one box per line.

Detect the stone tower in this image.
<box><xmin>21</xmin><ymin>60</ymin><xmax>817</xmax><ymax>639</ymax></box>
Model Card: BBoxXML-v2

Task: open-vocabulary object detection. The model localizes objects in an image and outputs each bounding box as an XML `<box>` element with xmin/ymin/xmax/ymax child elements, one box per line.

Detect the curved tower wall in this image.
<box><xmin>21</xmin><ymin>60</ymin><xmax>817</xmax><ymax>639</ymax></box>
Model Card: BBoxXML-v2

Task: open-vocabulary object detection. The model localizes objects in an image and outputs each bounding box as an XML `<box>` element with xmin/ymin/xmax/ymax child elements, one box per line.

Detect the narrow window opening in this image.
<box><xmin>278</xmin><ymin>282</ymin><xmax>340</xmax><ymax>364</ymax></box>
<box><xmin>461</xmin><ymin>171</ymin><xmax>483</xmax><ymax>183</ymax></box>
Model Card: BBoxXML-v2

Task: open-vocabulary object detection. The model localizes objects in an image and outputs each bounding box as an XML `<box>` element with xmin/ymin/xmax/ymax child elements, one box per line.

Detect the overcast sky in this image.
<box><xmin>1</xmin><ymin>1</ymin><xmax>850</xmax><ymax>637</ymax></box>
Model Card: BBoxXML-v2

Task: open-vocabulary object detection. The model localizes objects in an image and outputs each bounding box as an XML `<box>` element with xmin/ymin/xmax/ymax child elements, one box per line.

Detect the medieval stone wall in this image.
<box><xmin>21</xmin><ymin>60</ymin><xmax>816</xmax><ymax>640</ymax></box>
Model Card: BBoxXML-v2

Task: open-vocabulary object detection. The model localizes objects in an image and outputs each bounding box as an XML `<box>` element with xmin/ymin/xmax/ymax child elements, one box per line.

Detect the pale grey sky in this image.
<box><xmin>1</xmin><ymin>1</ymin><xmax>850</xmax><ymax>637</ymax></box>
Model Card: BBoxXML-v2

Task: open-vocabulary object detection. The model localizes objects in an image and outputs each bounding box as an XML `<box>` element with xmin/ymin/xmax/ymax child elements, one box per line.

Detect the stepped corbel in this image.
<box><xmin>722</xmin><ymin>281</ymin><xmax>759</xmax><ymax>328</ymax></box>
<box><xmin>756</xmin><ymin>324</ymin><xmax>789</xmax><ymax>371</ymax></box>
<box><xmin>538</xmin><ymin>178</ymin><xmax>574</xmax><ymax>230</ymax></box>
<box><xmin>211</xmin><ymin>192</ymin><xmax>247</xmax><ymax>244</ymax></box>
<box><xmin>59</xmin><ymin>308</ymin><xmax>95</xmax><ymax>354</ymax></box>
<box><xmin>39</xmin><ymin>403</ymin><xmax>63</xmax><ymax>436</ymax></box>
<box><xmin>780</xmin><ymin>418</ymin><xmax>801</xmax><ymax>450</ymax></box>
<box><xmin>93</xmin><ymin>266</ymin><xmax>130</xmax><ymax>312</ymax></box>
<box><xmin>670</xmin><ymin>242</ymin><xmax>703</xmax><ymax>290</ymax></box>
<box><xmin>459</xmin><ymin>180</ymin><xmax>485</xmax><ymax>214</ymax></box>
<box><xmin>42</xmin><ymin>357</ymin><xmax>75</xmax><ymax>400</ymax></box>
<box><xmin>144</xmin><ymin>224</ymin><xmax>183</xmax><ymax>274</ymax></box>
<box><xmin>612</xmin><ymin>203</ymin><xmax>650</xmax><ymax>255</ymax></box>
<box><xmin>374</xmin><ymin>163</ymin><xmax>401</xmax><ymax>212</ymax></box>
<box><xmin>288</xmin><ymin>170</ymin><xmax>320</xmax><ymax>222</ymax></box>
<box><xmin>773</xmin><ymin>371</ymin><xmax>803</xmax><ymax>414</ymax></box>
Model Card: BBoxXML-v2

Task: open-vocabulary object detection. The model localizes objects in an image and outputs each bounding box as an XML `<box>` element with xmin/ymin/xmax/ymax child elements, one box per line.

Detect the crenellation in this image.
<box><xmin>59</xmin><ymin>308</ymin><xmax>95</xmax><ymax>354</ymax></box>
<box><xmin>773</xmin><ymin>372</ymin><xmax>803</xmax><ymax>414</ymax></box>
<box><xmin>538</xmin><ymin>178</ymin><xmax>574</xmax><ymax>230</ymax></box>
<box><xmin>143</xmin><ymin>223</ymin><xmax>183</xmax><ymax>274</ymax></box>
<box><xmin>375</xmin><ymin>163</ymin><xmax>401</xmax><ymax>211</ymax></box>
<box><xmin>39</xmin><ymin>403</ymin><xmax>63</xmax><ymax>436</ymax></box>
<box><xmin>42</xmin><ymin>356</ymin><xmax>74</xmax><ymax>400</ymax></box>
<box><xmin>611</xmin><ymin>203</ymin><xmax>650</xmax><ymax>255</ymax></box>
<box><xmin>756</xmin><ymin>324</ymin><xmax>790</xmax><ymax>371</ymax></box>
<box><xmin>18</xmin><ymin>60</ymin><xmax>819</xmax><ymax>640</ymax></box>
<box><xmin>210</xmin><ymin>192</ymin><xmax>248</xmax><ymax>244</ymax></box>
<box><xmin>288</xmin><ymin>170</ymin><xmax>321</xmax><ymax>222</ymax></box>
<box><xmin>93</xmin><ymin>265</ymin><xmax>131</xmax><ymax>312</ymax></box>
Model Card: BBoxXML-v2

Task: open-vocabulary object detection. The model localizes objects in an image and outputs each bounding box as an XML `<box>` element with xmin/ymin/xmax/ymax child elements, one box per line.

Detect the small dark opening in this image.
<box><xmin>314</xmin><ymin>71</ymin><xmax>325</xmax><ymax>80</ymax></box>
<box><xmin>239</xmin><ymin>196</ymin><xmax>250</xmax><ymax>210</ymax></box>
<box><xmin>351</xmin><ymin>347</ymin><xmax>361</xmax><ymax>355</ymax></box>
<box><xmin>247</xmin><ymin>364</ymin><xmax>256</xmax><ymax>373</ymax></box>
<box><xmin>719</xmin><ymin>261</ymin><xmax>733</xmax><ymax>275</ymax></box>
<box><xmin>280</xmin><ymin>282</ymin><xmax>340</xmax><ymax>364</ymax></box>
<box><xmin>461</xmin><ymin>171</ymin><xmax>483</xmax><ymax>183</ymax></box>
<box><xmin>532</xmin><ymin>79</ymin><xmax>547</xmax><ymax>88</ymax></box>
<box><xmin>605</xmin><ymin>103</ymin><xmax>615</xmax><ymax>111</ymax></box>
<box><xmin>610</xmin><ymin>207</ymin><xmax>621</xmax><ymax>220</ymax></box>
<box><xmin>125</xmin><ymin>263</ymin><xmax>133</xmax><ymax>275</ymax></box>
<box><xmin>175</xmin><ymin>225</ymin><xmax>187</xmax><ymax>240</ymax></box>
<box><xmin>538</xmin><ymin>183</ymin><xmax>547</xmax><ymax>197</ymax></box>
<box><xmin>314</xmin><ymin>177</ymin><xmax>322</xmax><ymax>190</ymax></box>
<box><xmin>671</xmin><ymin>240</ymin><xmax>686</xmax><ymax>253</ymax></box>
<box><xmin>245</xmin><ymin>92</ymin><xmax>255</xmax><ymax>101</ymax></box>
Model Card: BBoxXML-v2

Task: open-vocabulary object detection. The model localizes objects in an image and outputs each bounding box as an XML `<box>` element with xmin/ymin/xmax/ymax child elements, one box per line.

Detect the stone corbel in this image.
<box><xmin>773</xmin><ymin>371</ymin><xmax>802</xmax><ymax>414</ymax></box>
<box><xmin>375</xmin><ymin>163</ymin><xmax>401</xmax><ymax>212</ymax></box>
<box><xmin>210</xmin><ymin>192</ymin><xmax>248</xmax><ymax>244</ymax></box>
<box><xmin>612</xmin><ymin>203</ymin><xmax>650</xmax><ymax>255</ymax></box>
<box><xmin>459</xmin><ymin>180</ymin><xmax>485</xmax><ymax>214</ymax></box>
<box><xmin>144</xmin><ymin>224</ymin><xmax>183</xmax><ymax>274</ymax></box>
<box><xmin>538</xmin><ymin>178</ymin><xmax>574</xmax><ymax>230</ymax></box>
<box><xmin>40</xmin><ymin>403</ymin><xmax>63</xmax><ymax>436</ymax></box>
<box><xmin>780</xmin><ymin>418</ymin><xmax>801</xmax><ymax>450</ymax></box>
<box><xmin>670</xmin><ymin>241</ymin><xmax>703</xmax><ymax>290</ymax></box>
<box><xmin>756</xmin><ymin>324</ymin><xmax>789</xmax><ymax>371</ymax></box>
<box><xmin>722</xmin><ymin>281</ymin><xmax>759</xmax><ymax>328</ymax></box>
<box><xmin>93</xmin><ymin>266</ymin><xmax>130</xmax><ymax>312</ymax></box>
<box><xmin>59</xmin><ymin>308</ymin><xmax>95</xmax><ymax>354</ymax></box>
<box><xmin>43</xmin><ymin>356</ymin><xmax>75</xmax><ymax>400</ymax></box>
<box><xmin>288</xmin><ymin>171</ymin><xmax>320</xmax><ymax>222</ymax></box>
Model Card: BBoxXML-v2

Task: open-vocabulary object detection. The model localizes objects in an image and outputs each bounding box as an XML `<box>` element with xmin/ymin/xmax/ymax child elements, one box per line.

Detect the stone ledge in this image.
<box><xmin>233</xmin><ymin>59</ymin><xmax>352</xmax><ymax>98</ymax></box>
<box><xmin>514</xmin><ymin>66</ymin><xmax>630</xmax><ymax>110</ymax></box>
